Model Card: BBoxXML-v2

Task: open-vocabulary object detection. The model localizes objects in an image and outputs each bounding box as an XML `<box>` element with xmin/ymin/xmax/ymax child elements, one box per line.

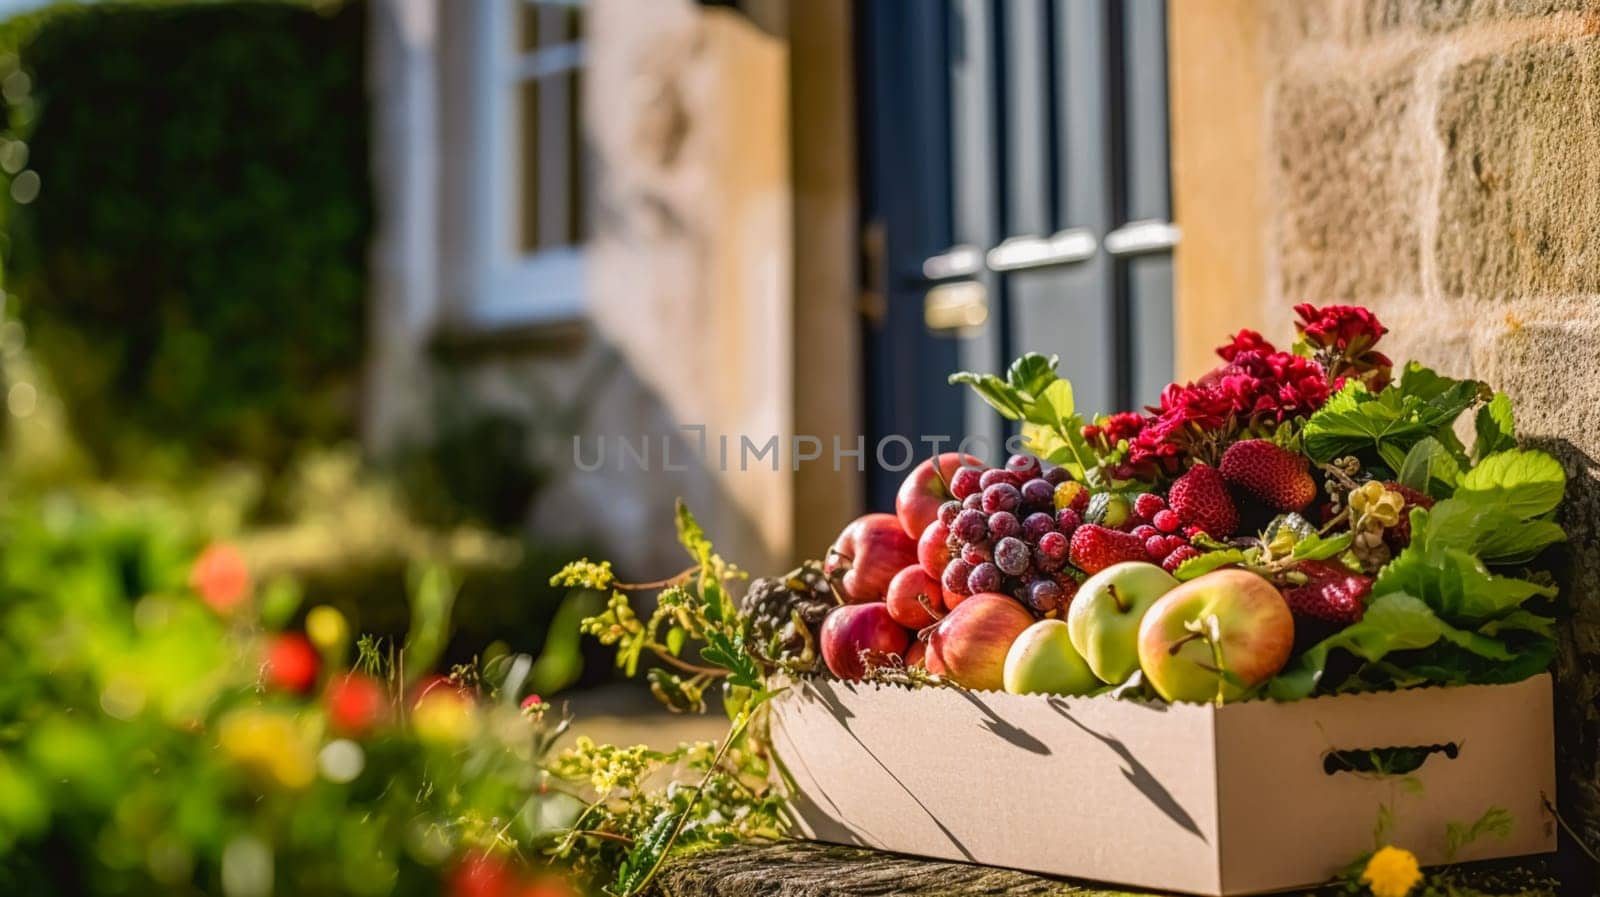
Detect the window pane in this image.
<box><xmin>519</xmin><ymin>77</ymin><xmax>542</xmax><ymax>251</ymax></box>
<box><xmin>569</xmin><ymin>67</ymin><xmax>585</xmax><ymax>242</ymax></box>
<box><xmin>517</xmin><ymin>0</ymin><xmax>583</xmax><ymax>253</ymax></box>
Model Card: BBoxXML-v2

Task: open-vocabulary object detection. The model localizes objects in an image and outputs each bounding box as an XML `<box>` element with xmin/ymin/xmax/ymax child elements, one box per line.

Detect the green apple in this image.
<box><xmin>1137</xmin><ymin>568</ymin><xmax>1295</xmax><ymax>703</ymax></box>
<box><xmin>1003</xmin><ymin>620</ymin><xmax>1101</xmax><ymax>696</ymax></box>
<box><xmin>1066</xmin><ymin>561</ymin><xmax>1179</xmax><ymax>684</ymax></box>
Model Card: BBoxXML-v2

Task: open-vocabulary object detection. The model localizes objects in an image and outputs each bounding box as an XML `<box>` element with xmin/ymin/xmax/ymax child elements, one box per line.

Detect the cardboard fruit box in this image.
<box><xmin>768</xmin><ymin>673</ymin><xmax>1556</xmax><ymax>896</ymax></box>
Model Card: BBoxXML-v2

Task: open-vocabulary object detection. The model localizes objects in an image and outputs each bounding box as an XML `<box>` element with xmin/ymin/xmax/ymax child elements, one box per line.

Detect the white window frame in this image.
<box><xmin>452</xmin><ymin>0</ymin><xmax>585</xmax><ymax>330</ymax></box>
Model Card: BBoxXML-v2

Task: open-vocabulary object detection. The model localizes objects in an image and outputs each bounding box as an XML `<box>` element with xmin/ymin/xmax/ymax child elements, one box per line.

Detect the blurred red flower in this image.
<box><xmin>263</xmin><ymin>633</ymin><xmax>319</xmax><ymax>693</ymax></box>
<box><xmin>190</xmin><ymin>543</ymin><xmax>250</xmax><ymax>614</ymax></box>
<box><xmin>449</xmin><ymin>852</ymin><xmax>517</xmax><ymax>897</ymax></box>
<box><xmin>325</xmin><ymin>672</ymin><xmax>388</xmax><ymax>736</ymax></box>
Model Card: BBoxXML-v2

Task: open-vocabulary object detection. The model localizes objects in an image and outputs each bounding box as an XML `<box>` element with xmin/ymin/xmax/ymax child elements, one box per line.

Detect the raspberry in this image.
<box><xmin>1133</xmin><ymin>493</ymin><xmax>1166</xmax><ymax>520</ymax></box>
<box><xmin>1131</xmin><ymin>524</ymin><xmax>1158</xmax><ymax>540</ymax></box>
<box><xmin>1161</xmin><ymin>544</ymin><xmax>1202</xmax><ymax>573</ymax></box>
<box><xmin>1220</xmin><ymin>439</ymin><xmax>1318</xmax><ymax>512</ymax></box>
<box><xmin>1144</xmin><ymin>534</ymin><xmax>1169</xmax><ymax>560</ymax></box>
<box><xmin>1068</xmin><ymin>524</ymin><xmax>1148</xmax><ymax>574</ymax></box>
<box><xmin>1152</xmin><ymin>509</ymin><xmax>1181</xmax><ymax>533</ymax></box>
<box><xmin>1168</xmin><ymin>465</ymin><xmax>1239</xmax><ymax>538</ymax></box>
<box><xmin>1282</xmin><ymin>560</ymin><xmax>1372</xmax><ymax>624</ymax></box>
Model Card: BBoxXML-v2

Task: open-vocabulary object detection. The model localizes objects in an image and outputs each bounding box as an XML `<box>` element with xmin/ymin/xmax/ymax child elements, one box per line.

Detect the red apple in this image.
<box><xmin>896</xmin><ymin>452</ymin><xmax>983</xmax><ymax>540</ymax></box>
<box><xmin>820</xmin><ymin>603</ymin><xmax>911</xmax><ymax>681</ymax></box>
<box><xmin>904</xmin><ymin>640</ymin><xmax>927</xmax><ymax>669</ymax></box>
<box><xmin>926</xmin><ymin>592</ymin><xmax>1034</xmax><ymax>691</ymax></box>
<box><xmin>918</xmin><ymin>519</ymin><xmax>953</xmax><ymax>579</ymax></box>
<box><xmin>825</xmin><ymin>513</ymin><xmax>918</xmax><ymax>603</ymax></box>
<box><xmin>885</xmin><ymin>565</ymin><xmax>945</xmax><ymax>629</ymax></box>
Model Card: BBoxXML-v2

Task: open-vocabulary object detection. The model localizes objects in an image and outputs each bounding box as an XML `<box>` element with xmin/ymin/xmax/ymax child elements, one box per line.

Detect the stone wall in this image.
<box><xmin>1174</xmin><ymin>0</ymin><xmax>1600</xmax><ymax>885</ymax></box>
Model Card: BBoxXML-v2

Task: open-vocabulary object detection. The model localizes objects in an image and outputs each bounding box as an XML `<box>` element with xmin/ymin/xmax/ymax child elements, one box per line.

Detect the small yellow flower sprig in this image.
<box><xmin>1362</xmin><ymin>845</ymin><xmax>1422</xmax><ymax>897</ymax></box>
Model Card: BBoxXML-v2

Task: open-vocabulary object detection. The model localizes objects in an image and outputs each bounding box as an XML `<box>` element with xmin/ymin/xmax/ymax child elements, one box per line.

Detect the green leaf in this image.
<box><xmin>1445</xmin><ymin>806</ymin><xmax>1513</xmax><ymax>862</ymax></box>
<box><xmin>1416</xmin><ymin>500</ymin><xmax>1565</xmax><ymax>565</ymax></box>
<box><xmin>1290</xmin><ymin>531</ymin><xmax>1353</xmax><ymax>561</ymax></box>
<box><xmin>1474</xmin><ymin>392</ymin><xmax>1516</xmax><ymax>461</ymax></box>
<box><xmin>612</xmin><ymin>807</ymin><xmax>686</xmax><ymax>896</ymax></box>
<box><xmin>700</xmin><ymin>629</ymin><xmax>762</xmax><ymax>691</ymax></box>
<box><xmin>1172</xmin><ymin>549</ymin><xmax>1247</xmax><ymax>581</ymax></box>
<box><xmin>403</xmin><ymin>563</ymin><xmax>458</xmax><ymax>684</ymax></box>
<box><xmin>675</xmin><ymin>500</ymin><xmax>713</xmax><ymax>566</ymax></box>
<box><xmin>948</xmin><ymin>371</ymin><xmax>1026</xmax><ymax>421</ymax></box>
<box><xmin>1028</xmin><ymin>378</ymin><xmax>1075</xmax><ymax>429</ymax></box>
<box><xmin>1457</xmin><ymin>449</ymin><xmax>1566</xmax><ymax>520</ymax></box>
<box><xmin>1477</xmin><ymin>609</ymin><xmax>1557</xmax><ymax>639</ymax></box>
<box><xmin>1268</xmin><ymin>593</ymin><xmax>1509</xmax><ymax>700</ymax></box>
<box><xmin>1302</xmin><ymin>368</ymin><xmax>1482</xmax><ymax>464</ymax></box>
<box><xmin>1373</xmin><ymin>540</ymin><xmax>1556</xmax><ymax>623</ymax></box>
<box><xmin>1006</xmin><ymin>352</ymin><xmax>1060</xmax><ymax>398</ymax></box>
<box><xmin>1398</xmin><ymin>436</ymin><xmax>1461</xmax><ymax>497</ymax></box>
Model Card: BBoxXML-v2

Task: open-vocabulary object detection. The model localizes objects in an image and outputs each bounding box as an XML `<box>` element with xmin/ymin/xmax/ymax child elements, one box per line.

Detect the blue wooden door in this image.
<box><xmin>858</xmin><ymin>0</ymin><xmax>1176</xmax><ymax>510</ymax></box>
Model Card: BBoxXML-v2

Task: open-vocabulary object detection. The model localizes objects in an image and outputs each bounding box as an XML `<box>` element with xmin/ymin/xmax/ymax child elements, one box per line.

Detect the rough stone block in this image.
<box><xmin>1436</xmin><ymin>40</ymin><xmax>1600</xmax><ymax>300</ymax></box>
<box><xmin>1362</xmin><ymin>0</ymin><xmax>1598</xmax><ymax>34</ymax></box>
<box><xmin>1272</xmin><ymin>70</ymin><xmax>1425</xmax><ymax>304</ymax></box>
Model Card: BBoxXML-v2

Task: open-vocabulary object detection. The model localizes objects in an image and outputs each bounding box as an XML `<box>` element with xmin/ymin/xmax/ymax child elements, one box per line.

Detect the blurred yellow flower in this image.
<box><xmin>304</xmin><ymin>605</ymin><xmax>349</xmax><ymax>654</ymax></box>
<box><xmin>412</xmin><ymin>691</ymin><xmax>479</xmax><ymax>745</ymax></box>
<box><xmin>1362</xmin><ymin>845</ymin><xmax>1421</xmax><ymax>897</ymax></box>
<box><xmin>218</xmin><ymin>709</ymin><xmax>315</xmax><ymax>789</ymax></box>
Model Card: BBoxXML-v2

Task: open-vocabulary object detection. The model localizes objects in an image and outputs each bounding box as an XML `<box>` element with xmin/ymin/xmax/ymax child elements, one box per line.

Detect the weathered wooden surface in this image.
<box><xmin>647</xmin><ymin>841</ymin><xmax>1561</xmax><ymax>897</ymax></box>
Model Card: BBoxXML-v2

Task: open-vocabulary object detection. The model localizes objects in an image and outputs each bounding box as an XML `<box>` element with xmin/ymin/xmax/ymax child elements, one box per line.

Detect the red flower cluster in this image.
<box><xmin>1081</xmin><ymin>411</ymin><xmax>1146</xmax><ymax>452</ymax></box>
<box><xmin>1293</xmin><ymin>303</ymin><xmax>1393</xmax><ymax>391</ymax></box>
<box><xmin>1293</xmin><ymin>303</ymin><xmax>1386</xmax><ymax>354</ymax></box>
<box><xmin>1112</xmin><ymin>305</ymin><xmax>1391</xmax><ymax>476</ymax></box>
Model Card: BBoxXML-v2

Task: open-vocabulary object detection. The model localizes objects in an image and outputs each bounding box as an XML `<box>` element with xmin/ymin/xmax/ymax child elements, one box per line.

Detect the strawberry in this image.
<box><xmin>1068</xmin><ymin>524</ymin><xmax>1148</xmax><ymax>574</ymax></box>
<box><xmin>1282</xmin><ymin>560</ymin><xmax>1371</xmax><ymax>625</ymax></box>
<box><xmin>1381</xmin><ymin>481</ymin><xmax>1434</xmax><ymax>552</ymax></box>
<box><xmin>1168</xmin><ymin>465</ymin><xmax>1239</xmax><ymax>538</ymax></box>
<box><xmin>1220</xmin><ymin>439</ymin><xmax>1318</xmax><ymax>512</ymax></box>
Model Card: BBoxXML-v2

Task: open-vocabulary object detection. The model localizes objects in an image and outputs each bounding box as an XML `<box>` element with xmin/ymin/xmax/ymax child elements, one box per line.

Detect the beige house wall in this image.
<box><xmin>1170</xmin><ymin>0</ymin><xmax>1600</xmax><ymax>873</ymax></box>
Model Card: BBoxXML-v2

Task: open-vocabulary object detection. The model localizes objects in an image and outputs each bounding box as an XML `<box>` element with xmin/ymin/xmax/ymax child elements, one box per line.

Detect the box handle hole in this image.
<box><xmin>1323</xmin><ymin>743</ymin><xmax>1459</xmax><ymax>776</ymax></box>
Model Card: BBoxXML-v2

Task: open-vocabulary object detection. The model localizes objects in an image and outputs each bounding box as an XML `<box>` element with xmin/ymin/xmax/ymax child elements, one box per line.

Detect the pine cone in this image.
<box><xmin>740</xmin><ymin>562</ymin><xmax>836</xmax><ymax>670</ymax></box>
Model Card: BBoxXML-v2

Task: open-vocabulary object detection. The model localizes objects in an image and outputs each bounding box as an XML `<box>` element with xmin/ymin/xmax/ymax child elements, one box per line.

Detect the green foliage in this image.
<box><xmin>561</xmin><ymin>501</ymin><xmax>787</xmax><ymax>896</ymax></box>
<box><xmin>1301</xmin><ymin>363</ymin><xmax>1486</xmax><ymax>469</ymax></box>
<box><xmin>950</xmin><ymin>353</ymin><xmax>1112</xmax><ymax>487</ymax></box>
<box><xmin>1273</xmin><ymin>443</ymin><xmax>1564</xmax><ymax>700</ymax></box>
<box><xmin>0</xmin><ymin>1</ymin><xmax>370</xmax><ymax>473</ymax></box>
<box><xmin>0</xmin><ymin>487</ymin><xmax>567</xmax><ymax>896</ymax></box>
<box><xmin>0</xmin><ymin>484</ymin><xmax>786</xmax><ymax>897</ymax></box>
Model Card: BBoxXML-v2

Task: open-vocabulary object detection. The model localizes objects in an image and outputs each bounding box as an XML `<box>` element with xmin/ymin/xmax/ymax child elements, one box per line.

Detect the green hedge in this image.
<box><xmin>1</xmin><ymin>1</ymin><xmax>370</xmax><ymax>473</ymax></box>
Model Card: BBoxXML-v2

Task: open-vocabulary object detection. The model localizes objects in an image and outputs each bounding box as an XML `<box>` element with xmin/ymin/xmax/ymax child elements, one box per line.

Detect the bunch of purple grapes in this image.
<box><xmin>935</xmin><ymin>454</ymin><xmax>1083</xmax><ymax>616</ymax></box>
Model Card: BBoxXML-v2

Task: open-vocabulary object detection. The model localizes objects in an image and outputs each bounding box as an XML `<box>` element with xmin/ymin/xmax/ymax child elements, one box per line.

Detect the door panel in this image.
<box><xmin>858</xmin><ymin>0</ymin><xmax>1175</xmax><ymax>509</ymax></box>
